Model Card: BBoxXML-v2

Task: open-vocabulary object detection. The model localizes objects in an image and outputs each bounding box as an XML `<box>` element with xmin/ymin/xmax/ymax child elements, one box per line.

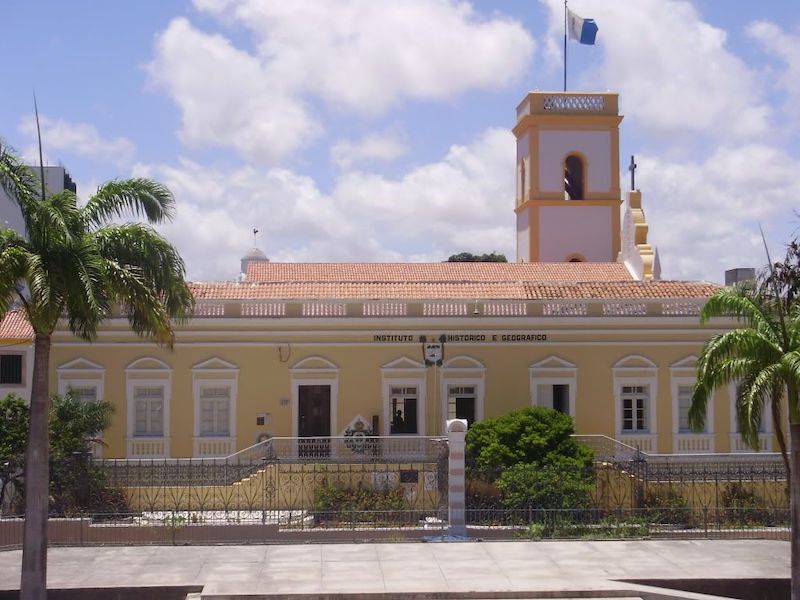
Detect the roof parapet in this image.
<box><xmin>516</xmin><ymin>92</ymin><xmax>619</xmax><ymax>122</ymax></box>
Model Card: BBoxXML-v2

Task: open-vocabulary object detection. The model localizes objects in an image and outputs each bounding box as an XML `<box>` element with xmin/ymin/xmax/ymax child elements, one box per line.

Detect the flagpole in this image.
<box><xmin>563</xmin><ymin>0</ymin><xmax>567</xmax><ymax>92</ymax></box>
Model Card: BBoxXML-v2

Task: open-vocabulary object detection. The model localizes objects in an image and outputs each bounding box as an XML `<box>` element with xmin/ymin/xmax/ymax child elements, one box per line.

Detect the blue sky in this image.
<box><xmin>2</xmin><ymin>0</ymin><xmax>799</xmax><ymax>283</ymax></box>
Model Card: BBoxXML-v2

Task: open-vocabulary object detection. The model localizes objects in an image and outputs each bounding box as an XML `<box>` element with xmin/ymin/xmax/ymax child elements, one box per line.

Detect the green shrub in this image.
<box><xmin>721</xmin><ymin>482</ymin><xmax>776</xmax><ymax>527</ymax></box>
<box><xmin>466</xmin><ymin>406</ymin><xmax>593</xmax><ymax>472</ymax></box>
<box><xmin>497</xmin><ymin>458</ymin><xmax>594</xmax><ymax>510</ymax></box>
<box><xmin>314</xmin><ymin>481</ymin><xmax>408</xmax><ymax>514</ymax></box>
<box><xmin>641</xmin><ymin>489</ymin><xmax>693</xmax><ymax>525</ymax></box>
<box><xmin>465</xmin><ymin>407</ymin><xmax>594</xmax><ymax>510</ymax></box>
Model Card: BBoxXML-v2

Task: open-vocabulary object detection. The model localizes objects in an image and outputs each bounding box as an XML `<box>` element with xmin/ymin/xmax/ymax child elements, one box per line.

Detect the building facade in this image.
<box><xmin>0</xmin><ymin>310</ymin><xmax>33</xmax><ymax>402</ymax></box>
<box><xmin>44</xmin><ymin>91</ymin><xmax>768</xmax><ymax>459</ymax></box>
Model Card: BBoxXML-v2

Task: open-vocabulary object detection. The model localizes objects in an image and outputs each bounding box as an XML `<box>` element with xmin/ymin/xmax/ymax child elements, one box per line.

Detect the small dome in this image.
<box><xmin>241</xmin><ymin>247</ymin><xmax>268</xmax><ymax>261</ymax></box>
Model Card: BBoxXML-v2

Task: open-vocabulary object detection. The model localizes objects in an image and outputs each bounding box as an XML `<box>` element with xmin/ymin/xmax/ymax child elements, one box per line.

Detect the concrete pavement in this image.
<box><xmin>0</xmin><ymin>539</ymin><xmax>790</xmax><ymax>599</ymax></box>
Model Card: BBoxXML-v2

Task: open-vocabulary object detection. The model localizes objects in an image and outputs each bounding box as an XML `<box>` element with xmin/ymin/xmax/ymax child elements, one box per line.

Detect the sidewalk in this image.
<box><xmin>0</xmin><ymin>539</ymin><xmax>790</xmax><ymax>598</ymax></box>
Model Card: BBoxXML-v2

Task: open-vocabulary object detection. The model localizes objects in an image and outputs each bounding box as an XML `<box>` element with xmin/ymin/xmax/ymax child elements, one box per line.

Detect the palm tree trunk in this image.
<box><xmin>20</xmin><ymin>333</ymin><xmax>51</xmax><ymax>600</ymax></box>
<box><xmin>791</xmin><ymin>422</ymin><xmax>800</xmax><ymax>600</ymax></box>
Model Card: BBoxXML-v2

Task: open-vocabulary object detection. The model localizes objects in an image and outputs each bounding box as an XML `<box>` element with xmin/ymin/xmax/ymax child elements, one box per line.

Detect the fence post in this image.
<box><xmin>446</xmin><ymin>419</ymin><xmax>468</xmax><ymax>537</ymax></box>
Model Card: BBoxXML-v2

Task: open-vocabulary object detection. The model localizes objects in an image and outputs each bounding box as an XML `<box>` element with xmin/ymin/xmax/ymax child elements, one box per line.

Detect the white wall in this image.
<box><xmin>516</xmin><ymin>209</ymin><xmax>529</xmax><ymax>261</ymax></box>
<box><xmin>539</xmin><ymin>205</ymin><xmax>613</xmax><ymax>261</ymax></box>
<box><xmin>0</xmin><ymin>344</ymin><xmax>34</xmax><ymax>403</ymax></box>
<box><xmin>538</xmin><ymin>130</ymin><xmax>612</xmax><ymax>194</ymax></box>
<box><xmin>0</xmin><ymin>189</ymin><xmax>26</xmax><ymax>237</ymax></box>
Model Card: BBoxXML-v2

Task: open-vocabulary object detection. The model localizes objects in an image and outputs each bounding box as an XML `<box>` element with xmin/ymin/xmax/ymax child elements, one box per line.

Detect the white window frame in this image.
<box><xmin>381</xmin><ymin>357</ymin><xmax>426</xmax><ymax>436</ymax></box>
<box><xmin>529</xmin><ymin>356</ymin><xmax>577</xmax><ymax>418</ymax></box>
<box><xmin>388</xmin><ymin>383</ymin><xmax>422</xmax><ymax>435</ymax></box>
<box><xmin>0</xmin><ymin>352</ymin><xmax>25</xmax><ymax>387</ymax></box>
<box><xmin>675</xmin><ymin>382</ymin><xmax>695</xmax><ymax>434</ymax></box>
<box><xmin>62</xmin><ymin>380</ymin><xmax>101</xmax><ymax>403</ymax></box>
<box><xmin>125</xmin><ymin>358</ymin><xmax>172</xmax><ymax>443</ymax></box>
<box><xmin>440</xmin><ymin>355</ymin><xmax>485</xmax><ymax>428</ymax></box>
<box><xmin>619</xmin><ymin>384</ymin><xmax>650</xmax><ymax>433</ymax></box>
<box><xmin>612</xmin><ymin>355</ymin><xmax>657</xmax><ymax>441</ymax></box>
<box><xmin>57</xmin><ymin>358</ymin><xmax>106</xmax><ymax>404</ymax></box>
<box><xmin>290</xmin><ymin>356</ymin><xmax>340</xmax><ymax>439</ymax></box>
<box><xmin>56</xmin><ymin>358</ymin><xmax>106</xmax><ymax>456</ymax></box>
<box><xmin>132</xmin><ymin>385</ymin><xmax>166</xmax><ymax>437</ymax></box>
<box><xmin>445</xmin><ymin>382</ymin><xmax>479</xmax><ymax>424</ymax></box>
<box><xmin>196</xmin><ymin>381</ymin><xmax>235</xmax><ymax>437</ymax></box>
<box><xmin>192</xmin><ymin>357</ymin><xmax>239</xmax><ymax>442</ymax></box>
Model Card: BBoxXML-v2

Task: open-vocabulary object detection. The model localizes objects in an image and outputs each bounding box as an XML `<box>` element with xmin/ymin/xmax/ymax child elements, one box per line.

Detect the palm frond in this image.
<box><xmin>700</xmin><ymin>284</ymin><xmax>778</xmax><ymax>337</ymax></box>
<box><xmin>94</xmin><ymin>223</ymin><xmax>194</xmax><ymax>324</ymax></box>
<box><xmin>0</xmin><ymin>140</ymin><xmax>41</xmax><ymax>227</ymax></box>
<box><xmin>83</xmin><ymin>179</ymin><xmax>175</xmax><ymax>227</ymax></box>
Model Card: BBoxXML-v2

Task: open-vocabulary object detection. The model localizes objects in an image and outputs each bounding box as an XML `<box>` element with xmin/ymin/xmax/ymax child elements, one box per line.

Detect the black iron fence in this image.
<box><xmin>0</xmin><ymin>434</ymin><xmax>792</xmax><ymax>548</ymax></box>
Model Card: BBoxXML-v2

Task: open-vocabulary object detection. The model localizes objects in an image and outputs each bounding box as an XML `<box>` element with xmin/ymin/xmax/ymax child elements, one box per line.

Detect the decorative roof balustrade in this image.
<box><xmin>184</xmin><ymin>297</ymin><xmax>710</xmax><ymax>319</ymax></box>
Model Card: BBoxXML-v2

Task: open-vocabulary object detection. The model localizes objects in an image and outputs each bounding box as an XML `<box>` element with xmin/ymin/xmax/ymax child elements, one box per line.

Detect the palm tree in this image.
<box><xmin>0</xmin><ymin>141</ymin><xmax>194</xmax><ymax>600</ymax></box>
<box><xmin>690</xmin><ymin>282</ymin><xmax>800</xmax><ymax>600</ymax></box>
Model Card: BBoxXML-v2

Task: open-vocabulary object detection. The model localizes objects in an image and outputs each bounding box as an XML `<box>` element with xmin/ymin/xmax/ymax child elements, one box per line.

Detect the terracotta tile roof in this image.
<box><xmin>190</xmin><ymin>279</ymin><xmax>720</xmax><ymax>301</ymax></box>
<box><xmin>0</xmin><ymin>309</ymin><xmax>33</xmax><ymax>340</ymax></box>
<box><xmin>244</xmin><ymin>262</ymin><xmax>634</xmax><ymax>283</ymax></box>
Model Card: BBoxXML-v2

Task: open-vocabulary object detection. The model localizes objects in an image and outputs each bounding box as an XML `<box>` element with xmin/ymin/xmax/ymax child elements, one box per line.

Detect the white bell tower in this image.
<box><xmin>514</xmin><ymin>92</ymin><xmax>623</xmax><ymax>263</ymax></box>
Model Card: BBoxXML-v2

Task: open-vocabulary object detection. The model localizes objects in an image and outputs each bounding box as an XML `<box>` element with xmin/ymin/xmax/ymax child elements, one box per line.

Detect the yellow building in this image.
<box><xmin>45</xmin><ymin>91</ymin><xmax>770</xmax><ymax>459</ymax></box>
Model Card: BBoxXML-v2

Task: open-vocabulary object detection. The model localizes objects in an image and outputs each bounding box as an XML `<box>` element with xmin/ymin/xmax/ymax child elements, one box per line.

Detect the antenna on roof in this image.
<box><xmin>253</xmin><ymin>228</ymin><xmax>259</xmax><ymax>247</ymax></box>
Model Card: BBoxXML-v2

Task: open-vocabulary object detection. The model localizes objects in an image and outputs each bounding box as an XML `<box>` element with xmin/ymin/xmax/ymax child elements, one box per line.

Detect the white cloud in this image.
<box><xmin>330</xmin><ymin>130</ymin><xmax>408</xmax><ymax>169</ymax></box>
<box><xmin>747</xmin><ymin>20</ymin><xmax>800</xmax><ymax>121</ymax></box>
<box><xmin>637</xmin><ymin>144</ymin><xmax>800</xmax><ymax>282</ymax></box>
<box><xmin>148</xmin><ymin>2</ymin><xmax>534</xmax><ymax>162</ymax></box>
<box><xmin>147</xmin><ymin>18</ymin><xmax>320</xmax><ymax>164</ymax></box>
<box><xmin>133</xmin><ymin>127</ymin><xmax>514</xmax><ymax>281</ymax></box>
<box><xmin>18</xmin><ymin>115</ymin><xmax>136</xmax><ymax>168</ymax></box>
<box><xmin>542</xmin><ymin>0</ymin><xmax>771</xmax><ymax>140</ymax></box>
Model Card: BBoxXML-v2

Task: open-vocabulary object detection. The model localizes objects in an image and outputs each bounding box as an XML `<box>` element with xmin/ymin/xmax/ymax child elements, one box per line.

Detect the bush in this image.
<box><xmin>721</xmin><ymin>482</ymin><xmax>776</xmax><ymax>527</ymax></box>
<box><xmin>498</xmin><ymin>458</ymin><xmax>594</xmax><ymax>510</ymax></box>
<box><xmin>641</xmin><ymin>489</ymin><xmax>693</xmax><ymax>525</ymax></box>
<box><xmin>465</xmin><ymin>407</ymin><xmax>594</xmax><ymax>510</ymax></box>
<box><xmin>314</xmin><ymin>480</ymin><xmax>408</xmax><ymax>516</ymax></box>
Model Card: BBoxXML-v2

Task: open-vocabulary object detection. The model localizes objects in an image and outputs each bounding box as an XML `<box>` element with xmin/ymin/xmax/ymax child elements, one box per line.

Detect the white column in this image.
<box><xmin>446</xmin><ymin>418</ymin><xmax>468</xmax><ymax>537</ymax></box>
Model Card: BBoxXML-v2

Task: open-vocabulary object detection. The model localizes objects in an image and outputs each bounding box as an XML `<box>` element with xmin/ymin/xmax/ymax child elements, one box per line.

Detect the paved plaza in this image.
<box><xmin>0</xmin><ymin>539</ymin><xmax>790</xmax><ymax>598</ymax></box>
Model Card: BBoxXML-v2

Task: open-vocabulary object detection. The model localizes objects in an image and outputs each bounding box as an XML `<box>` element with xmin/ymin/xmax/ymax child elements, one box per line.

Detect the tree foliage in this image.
<box><xmin>446</xmin><ymin>251</ymin><xmax>507</xmax><ymax>263</ymax></box>
<box><xmin>0</xmin><ymin>394</ymin><xmax>28</xmax><ymax>510</ymax></box>
<box><xmin>690</xmin><ymin>280</ymin><xmax>800</xmax><ymax>454</ymax></box>
<box><xmin>691</xmin><ymin>241</ymin><xmax>800</xmax><ymax>600</ymax></box>
<box><xmin>0</xmin><ymin>139</ymin><xmax>193</xmax><ymax>599</ymax></box>
<box><xmin>0</xmin><ymin>392</ymin><xmax>113</xmax><ymax>514</ymax></box>
<box><xmin>465</xmin><ymin>407</ymin><xmax>594</xmax><ymax>509</ymax></box>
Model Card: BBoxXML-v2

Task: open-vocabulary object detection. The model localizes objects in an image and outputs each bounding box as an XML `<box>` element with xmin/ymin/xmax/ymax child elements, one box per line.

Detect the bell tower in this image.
<box><xmin>514</xmin><ymin>92</ymin><xmax>623</xmax><ymax>263</ymax></box>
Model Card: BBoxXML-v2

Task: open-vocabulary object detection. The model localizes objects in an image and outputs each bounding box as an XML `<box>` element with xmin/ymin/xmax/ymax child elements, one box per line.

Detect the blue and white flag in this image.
<box><xmin>567</xmin><ymin>8</ymin><xmax>598</xmax><ymax>45</ymax></box>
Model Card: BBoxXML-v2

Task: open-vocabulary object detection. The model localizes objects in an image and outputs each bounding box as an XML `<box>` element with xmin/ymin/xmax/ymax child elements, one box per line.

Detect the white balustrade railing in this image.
<box><xmin>193</xmin><ymin>303</ymin><xmax>225</xmax><ymax>317</ymax></box>
<box><xmin>543</xmin><ymin>94</ymin><xmax>605</xmax><ymax>112</ymax></box>
<box><xmin>602</xmin><ymin>302</ymin><xmax>647</xmax><ymax>316</ymax></box>
<box><xmin>423</xmin><ymin>302</ymin><xmax>467</xmax><ymax>317</ymax></box>
<box><xmin>241</xmin><ymin>302</ymin><xmax>286</xmax><ymax>317</ymax></box>
<box><xmin>193</xmin><ymin>436</ymin><xmax>237</xmax><ymax>457</ymax></box>
<box><xmin>483</xmin><ymin>302</ymin><xmax>527</xmax><ymax>316</ymax></box>
<box><xmin>673</xmin><ymin>433</ymin><xmax>715</xmax><ymax>454</ymax></box>
<box><xmin>618</xmin><ymin>433</ymin><xmax>657</xmax><ymax>453</ymax></box>
<box><xmin>661</xmin><ymin>301</ymin><xmax>703</xmax><ymax>316</ymax></box>
<box><xmin>185</xmin><ymin>299</ymin><xmax>713</xmax><ymax>319</ymax></box>
<box><xmin>363</xmin><ymin>302</ymin><xmax>407</xmax><ymax>317</ymax></box>
<box><xmin>126</xmin><ymin>436</ymin><xmax>170</xmax><ymax>458</ymax></box>
<box><xmin>729</xmin><ymin>433</ymin><xmax>772</xmax><ymax>453</ymax></box>
<box><xmin>302</xmin><ymin>302</ymin><xmax>347</xmax><ymax>317</ymax></box>
<box><xmin>543</xmin><ymin>302</ymin><xmax>587</xmax><ymax>316</ymax></box>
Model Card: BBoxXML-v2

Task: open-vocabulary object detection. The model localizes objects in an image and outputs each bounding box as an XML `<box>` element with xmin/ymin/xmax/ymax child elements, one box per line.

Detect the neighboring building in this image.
<box><xmin>0</xmin><ymin>310</ymin><xmax>34</xmax><ymax>402</ymax></box>
<box><xmin>0</xmin><ymin>165</ymin><xmax>76</xmax><ymax>237</ymax></box>
<box><xmin>725</xmin><ymin>268</ymin><xmax>756</xmax><ymax>286</ymax></box>
<box><xmin>47</xmin><ymin>91</ymin><xmax>767</xmax><ymax>459</ymax></box>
